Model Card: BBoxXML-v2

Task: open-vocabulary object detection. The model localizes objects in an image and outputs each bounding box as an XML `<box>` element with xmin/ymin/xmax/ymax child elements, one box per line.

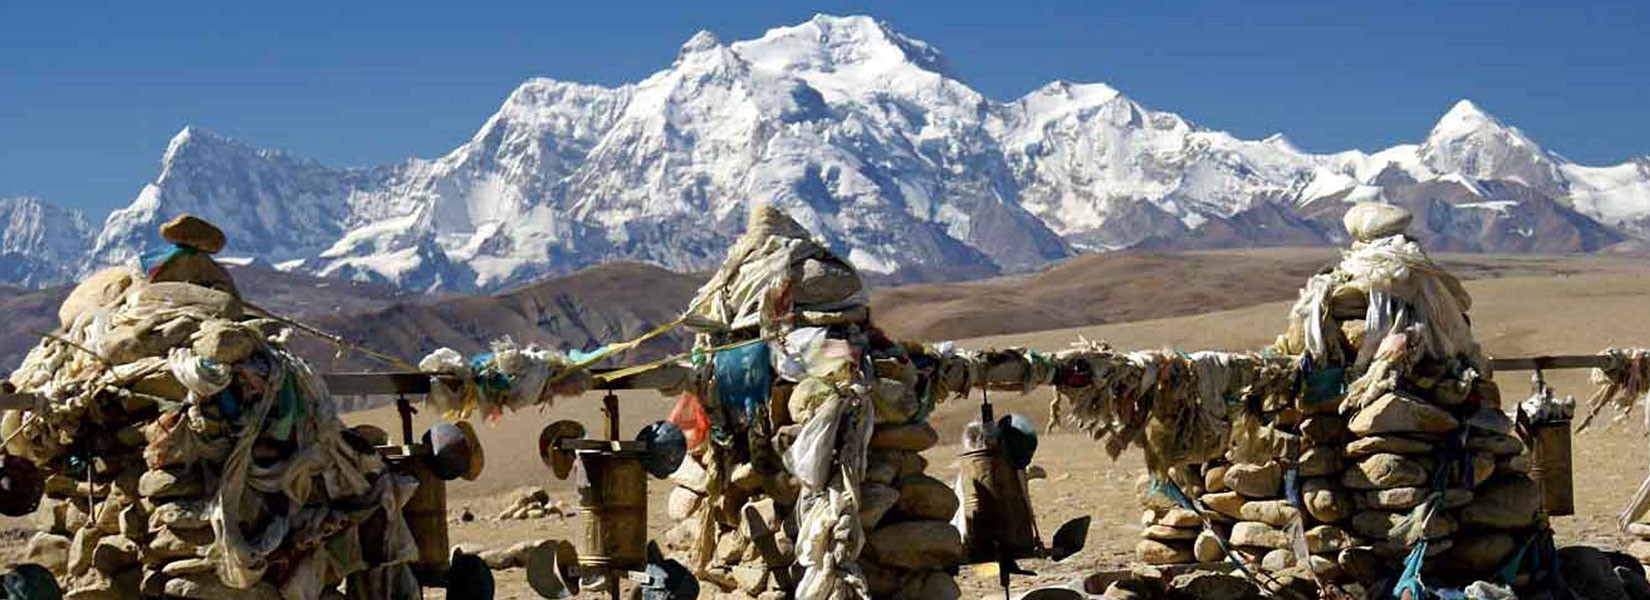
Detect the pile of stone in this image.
<box><xmin>493</xmin><ymin>486</ymin><xmax>572</xmax><ymax>521</ymax></box>
<box><xmin>658</xmin><ymin>206</ymin><xmax>967</xmax><ymax>600</ymax></box>
<box><xmin>1129</xmin><ymin>203</ymin><xmax>1546</xmax><ymax>593</ymax></box>
<box><xmin>4</xmin><ymin>216</ymin><xmax>414</xmax><ymax>600</ymax></box>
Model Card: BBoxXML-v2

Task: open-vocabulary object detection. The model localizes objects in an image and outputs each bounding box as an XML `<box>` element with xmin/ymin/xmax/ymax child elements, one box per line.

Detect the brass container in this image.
<box><xmin>389</xmin><ymin>448</ymin><xmax>451</xmax><ymax>581</ymax></box>
<box><xmin>575</xmin><ymin>449</ymin><xmax>649</xmax><ymax>571</ymax></box>
<box><xmin>960</xmin><ymin>447</ymin><xmax>1038</xmax><ymax>563</ymax></box>
<box><xmin>1527</xmin><ymin>420</ymin><xmax>1574</xmax><ymax>516</ymax></box>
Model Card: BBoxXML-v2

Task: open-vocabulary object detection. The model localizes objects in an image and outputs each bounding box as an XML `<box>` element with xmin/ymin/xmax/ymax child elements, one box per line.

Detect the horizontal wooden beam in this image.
<box><xmin>1488</xmin><ymin>354</ymin><xmax>1611</xmax><ymax>372</ymax></box>
<box><xmin>0</xmin><ymin>353</ymin><xmax>1624</xmax><ymax>409</ymax></box>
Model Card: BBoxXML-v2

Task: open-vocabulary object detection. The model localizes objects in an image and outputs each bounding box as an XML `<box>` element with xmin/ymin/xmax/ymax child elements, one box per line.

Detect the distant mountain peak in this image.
<box><xmin>1428</xmin><ymin>99</ymin><xmax>1518</xmax><ymax>143</ymax></box>
<box><xmin>51</xmin><ymin>15</ymin><xmax>1650</xmax><ymax>295</ymax></box>
<box><xmin>678</xmin><ymin>30</ymin><xmax>724</xmax><ymax>56</ymax></box>
<box><xmin>734</xmin><ymin>13</ymin><xmax>953</xmax><ymax>81</ymax></box>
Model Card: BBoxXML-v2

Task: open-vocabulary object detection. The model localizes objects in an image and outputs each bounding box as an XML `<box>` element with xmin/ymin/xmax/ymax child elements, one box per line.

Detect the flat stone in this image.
<box><xmin>1224</xmin><ymin>462</ymin><xmax>1282</xmax><ymax>499</ymax></box>
<box><xmin>1136</xmin><ymin>539</ymin><xmax>1195</xmax><ymax>565</ymax></box>
<box><xmin>1461</xmin><ymin>476</ymin><xmax>1540</xmax><ymax>529</ymax></box>
<box><xmin>160</xmin><ymin>215</ymin><xmax>227</xmax><ymax>254</ymax></box>
<box><xmin>1262</xmin><ymin>548</ymin><xmax>1297</xmax><ymax>572</ymax></box>
<box><xmin>1156</xmin><ymin>507</ymin><xmax>1202</xmax><ymax>529</ymax></box>
<box><xmin>1342</xmin><ymin>453</ymin><xmax>1430</xmax><ymax>490</ymax></box>
<box><xmin>869</xmin><ymin>422</ymin><xmax>938</xmax><ymax>452</ymax></box>
<box><xmin>138</xmin><ymin>468</ymin><xmax>202</xmax><ymax>499</ymax></box>
<box><xmin>1364</xmin><ymin>487</ymin><xmax>1432</xmax><ymax>510</ymax></box>
<box><xmin>1201</xmin><ymin>491</ymin><xmax>1247</xmax><ymax>521</ymax></box>
<box><xmin>866</xmin><ymin>520</ymin><xmax>963</xmax><ymax>570</ymax></box>
<box><xmin>1238</xmin><ymin>500</ymin><xmax>1300</xmax><ymax>528</ymax></box>
<box><xmin>892</xmin><ymin>473</ymin><xmax>958</xmax><ymax>522</ymax></box>
<box><xmin>1142</xmin><ymin>525</ymin><xmax>1199</xmax><ymax>541</ymax></box>
<box><xmin>1349</xmin><ymin>393</ymin><xmax>1459</xmax><ymax>436</ymax></box>
<box><xmin>133</xmin><ymin>282</ymin><xmax>241</xmax><ymax>318</ymax></box>
<box><xmin>1229</xmin><ymin>522</ymin><xmax>1290</xmax><ymax>550</ymax></box>
<box><xmin>1346</xmin><ymin>435</ymin><xmax>1436</xmax><ymax>457</ymax></box>
<box><xmin>1343</xmin><ymin>202</ymin><xmax>1413</xmax><ymax>242</ymax></box>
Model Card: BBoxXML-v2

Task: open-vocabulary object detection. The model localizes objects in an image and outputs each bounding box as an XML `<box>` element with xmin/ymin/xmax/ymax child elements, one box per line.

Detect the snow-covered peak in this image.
<box><xmin>679</xmin><ymin>30</ymin><xmax>723</xmax><ymax>56</ymax></box>
<box><xmin>1419</xmin><ymin>99</ymin><xmax>1563</xmax><ymax>191</ymax></box>
<box><xmin>0</xmin><ymin>196</ymin><xmax>95</xmax><ymax>286</ymax></box>
<box><xmin>1263</xmin><ymin>133</ymin><xmax>1300</xmax><ymax>153</ymax></box>
<box><xmin>1430</xmin><ymin>100</ymin><xmax>1501</xmax><ymax>140</ymax></box>
<box><xmin>1014</xmin><ymin>81</ymin><xmax>1124</xmax><ymax>117</ymax></box>
<box><xmin>72</xmin><ymin>18</ymin><xmax>1650</xmax><ymax>294</ymax></box>
<box><xmin>732</xmin><ymin>14</ymin><xmax>953</xmax><ymax>85</ymax></box>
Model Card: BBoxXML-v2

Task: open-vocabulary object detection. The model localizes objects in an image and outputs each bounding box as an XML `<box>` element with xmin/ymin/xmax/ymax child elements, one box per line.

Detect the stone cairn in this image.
<box><xmin>658</xmin><ymin>205</ymin><xmax>974</xmax><ymax>600</ymax></box>
<box><xmin>3</xmin><ymin>216</ymin><xmax>416</xmax><ymax>600</ymax></box>
<box><xmin>1134</xmin><ymin>203</ymin><xmax>1546</xmax><ymax>594</ymax></box>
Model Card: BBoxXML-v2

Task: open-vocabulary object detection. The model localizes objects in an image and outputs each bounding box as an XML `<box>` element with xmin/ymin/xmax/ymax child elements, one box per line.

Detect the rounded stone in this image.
<box><xmin>160</xmin><ymin>215</ymin><xmax>227</xmax><ymax>254</ymax></box>
<box><xmin>1343</xmin><ymin>202</ymin><xmax>1413</xmax><ymax>242</ymax></box>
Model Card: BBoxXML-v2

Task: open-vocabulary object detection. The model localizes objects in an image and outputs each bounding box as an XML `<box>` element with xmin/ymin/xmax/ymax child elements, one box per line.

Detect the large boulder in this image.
<box><xmin>1342</xmin><ymin>453</ymin><xmax>1429</xmax><ymax>490</ymax></box>
<box><xmin>892</xmin><ymin>474</ymin><xmax>956</xmax><ymax>522</ymax></box>
<box><xmin>866</xmin><ymin>520</ymin><xmax>963</xmax><ymax>570</ymax></box>
<box><xmin>1223</xmin><ymin>462</ymin><xmax>1282</xmax><ymax>499</ymax></box>
<box><xmin>1461</xmin><ymin>477</ymin><xmax>1540</xmax><ymax>529</ymax></box>
<box><xmin>1349</xmin><ymin>393</ymin><xmax>1459</xmax><ymax>436</ymax></box>
<box><xmin>1343</xmin><ymin>202</ymin><xmax>1413</xmax><ymax>242</ymax></box>
<box><xmin>160</xmin><ymin>215</ymin><xmax>227</xmax><ymax>254</ymax></box>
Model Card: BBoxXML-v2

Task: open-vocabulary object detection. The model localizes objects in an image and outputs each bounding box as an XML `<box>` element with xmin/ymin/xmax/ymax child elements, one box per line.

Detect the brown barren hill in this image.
<box><xmin>869</xmin><ymin>248</ymin><xmax>1650</xmax><ymax>342</ymax></box>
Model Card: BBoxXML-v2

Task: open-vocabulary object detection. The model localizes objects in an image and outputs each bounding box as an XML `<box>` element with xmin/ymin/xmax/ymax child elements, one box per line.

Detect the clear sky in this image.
<box><xmin>3</xmin><ymin>0</ymin><xmax>1647</xmax><ymax>218</ymax></box>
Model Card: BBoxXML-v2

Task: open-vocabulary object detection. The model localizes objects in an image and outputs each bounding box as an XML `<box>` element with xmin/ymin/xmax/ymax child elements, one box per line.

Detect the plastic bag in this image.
<box><xmin>714</xmin><ymin>343</ymin><xmax>772</xmax><ymax>428</ymax></box>
<box><xmin>784</xmin><ymin>397</ymin><xmax>846</xmax><ymax>490</ymax></box>
<box><xmin>668</xmin><ymin>393</ymin><xmax>711</xmax><ymax>450</ymax></box>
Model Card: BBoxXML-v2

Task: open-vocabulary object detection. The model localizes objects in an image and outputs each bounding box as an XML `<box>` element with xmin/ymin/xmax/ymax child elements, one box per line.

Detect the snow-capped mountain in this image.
<box><xmin>0</xmin><ymin>197</ymin><xmax>95</xmax><ymax>287</ymax></box>
<box><xmin>35</xmin><ymin>14</ymin><xmax>1650</xmax><ymax>292</ymax></box>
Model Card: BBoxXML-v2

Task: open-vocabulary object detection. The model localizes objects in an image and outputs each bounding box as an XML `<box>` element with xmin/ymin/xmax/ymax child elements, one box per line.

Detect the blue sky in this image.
<box><xmin>3</xmin><ymin>0</ymin><xmax>1647</xmax><ymax>217</ymax></box>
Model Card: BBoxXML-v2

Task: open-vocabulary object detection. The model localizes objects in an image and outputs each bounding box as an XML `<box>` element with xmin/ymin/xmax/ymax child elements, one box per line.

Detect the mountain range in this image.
<box><xmin>8</xmin><ymin>14</ymin><xmax>1650</xmax><ymax>292</ymax></box>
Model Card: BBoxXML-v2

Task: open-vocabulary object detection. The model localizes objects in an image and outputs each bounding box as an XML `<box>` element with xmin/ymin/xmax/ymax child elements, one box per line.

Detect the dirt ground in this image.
<box><xmin>7</xmin><ymin>269</ymin><xmax>1650</xmax><ymax>598</ymax></box>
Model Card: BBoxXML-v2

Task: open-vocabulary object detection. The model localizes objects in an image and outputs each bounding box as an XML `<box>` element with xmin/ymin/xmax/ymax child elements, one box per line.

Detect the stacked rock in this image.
<box><xmin>1124</xmin><ymin>203</ymin><xmax>1546</xmax><ymax>593</ymax></box>
<box><xmin>493</xmin><ymin>486</ymin><xmax>572</xmax><ymax>520</ymax></box>
<box><xmin>659</xmin><ymin>206</ymin><xmax>967</xmax><ymax>600</ymax></box>
<box><xmin>1272</xmin><ymin>203</ymin><xmax>1542</xmax><ymax>590</ymax></box>
<box><xmin>6</xmin><ymin>215</ymin><xmax>412</xmax><ymax>600</ymax></box>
